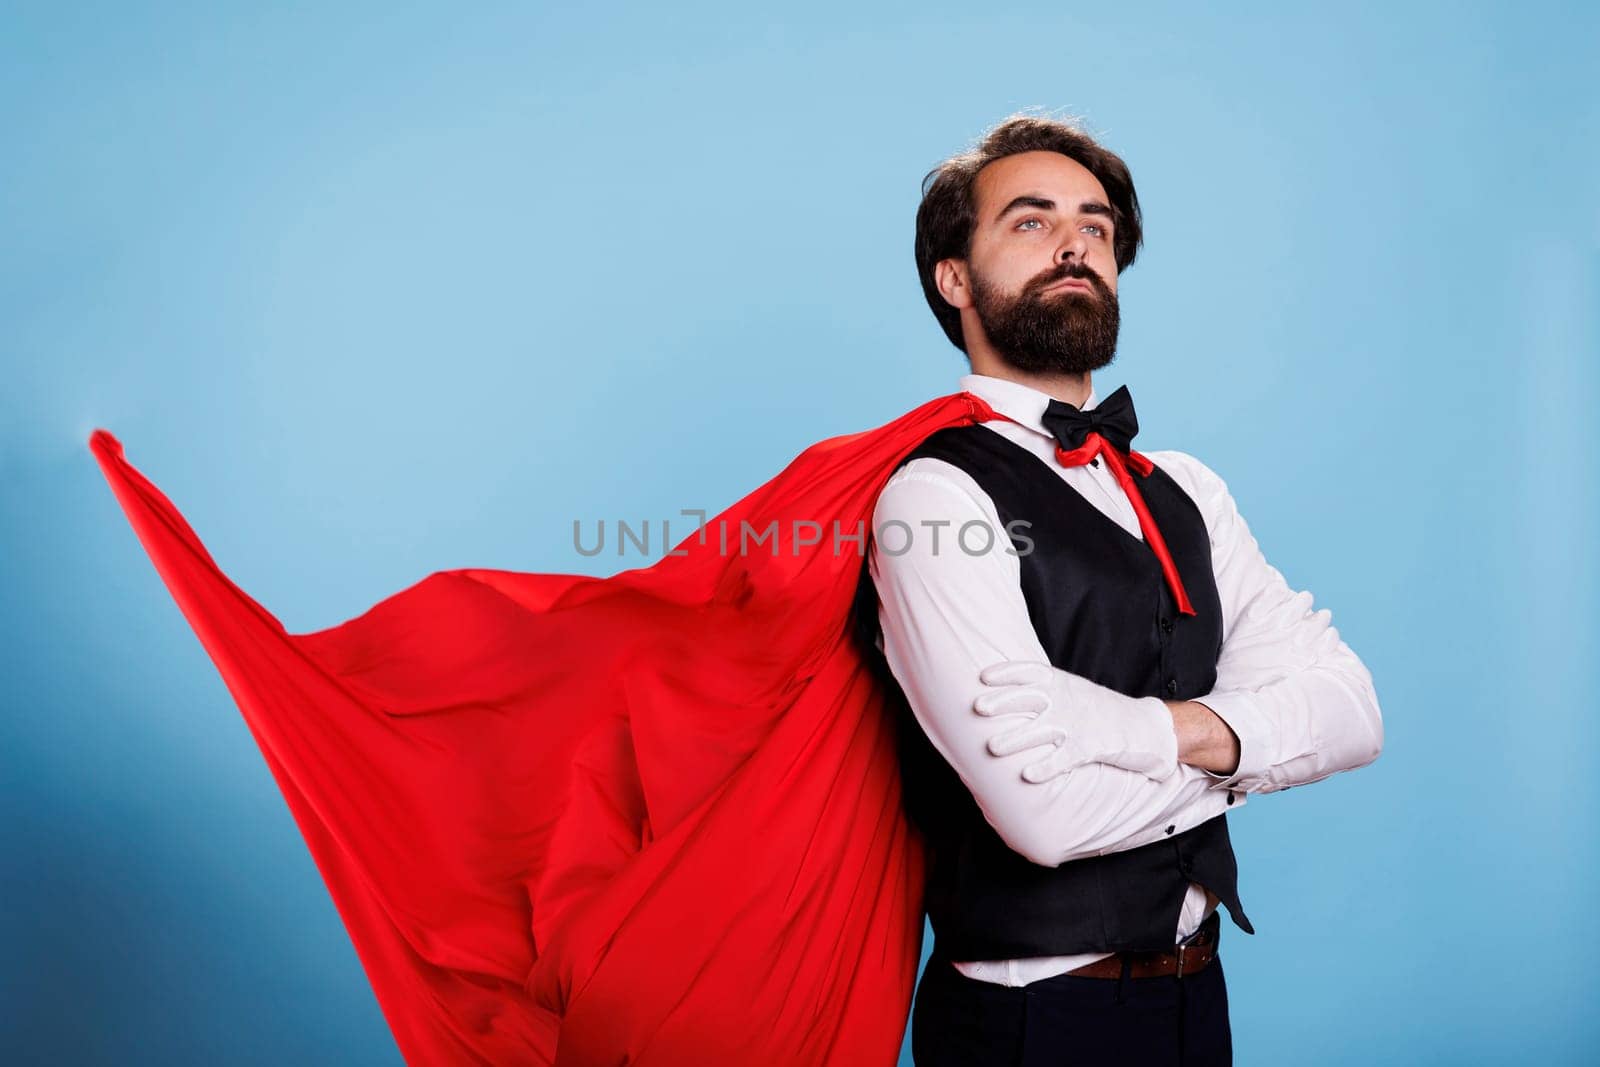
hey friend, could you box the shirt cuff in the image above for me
[1122,695,1182,782]
[1191,690,1272,792]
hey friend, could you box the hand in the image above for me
[974,660,1180,783]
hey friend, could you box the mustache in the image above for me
[1031,262,1107,295]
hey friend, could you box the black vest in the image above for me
[852,423,1255,959]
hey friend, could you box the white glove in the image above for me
[974,660,1180,783]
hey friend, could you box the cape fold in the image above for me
[88,390,992,1066]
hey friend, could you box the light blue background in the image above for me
[3,2,1596,1063]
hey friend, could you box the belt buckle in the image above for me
[1174,937,1209,979]
[1173,916,1215,979]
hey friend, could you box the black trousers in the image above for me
[910,939,1233,1066]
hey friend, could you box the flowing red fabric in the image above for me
[89,390,1002,1066]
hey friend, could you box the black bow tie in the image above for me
[1040,384,1140,454]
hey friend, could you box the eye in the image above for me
[1082,222,1110,239]
[1014,216,1045,232]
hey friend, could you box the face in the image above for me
[938,151,1122,377]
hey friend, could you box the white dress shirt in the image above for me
[867,373,1384,987]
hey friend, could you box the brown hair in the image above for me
[914,112,1144,353]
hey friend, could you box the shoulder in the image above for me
[873,454,1001,524]
[1143,448,1224,495]
[1142,449,1239,536]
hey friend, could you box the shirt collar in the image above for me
[957,372,1100,437]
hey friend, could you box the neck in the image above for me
[966,349,1091,408]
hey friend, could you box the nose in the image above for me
[1057,235,1089,267]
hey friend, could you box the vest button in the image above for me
[1160,617,1174,634]
[1165,678,1178,696]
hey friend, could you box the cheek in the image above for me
[1020,247,1066,284]
[981,251,1038,293]
[1094,251,1120,290]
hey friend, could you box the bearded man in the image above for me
[91,112,1383,1066]
[853,115,1385,1066]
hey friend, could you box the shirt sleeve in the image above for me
[867,456,1239,869]
[1149,450,1386,795]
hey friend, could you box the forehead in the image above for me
[972,151,1109,218]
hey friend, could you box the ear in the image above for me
[935,258,973,310]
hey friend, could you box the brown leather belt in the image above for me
[1064,910,1221,980]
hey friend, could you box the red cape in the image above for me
[90,390,996,1066]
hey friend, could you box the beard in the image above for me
[968,260,1120,376]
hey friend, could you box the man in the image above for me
[90,113,1380,1065]
[855,115,1384,1064]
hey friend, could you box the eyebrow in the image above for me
[993,196,1115,227]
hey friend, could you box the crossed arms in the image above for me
[866,448,1384,868]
